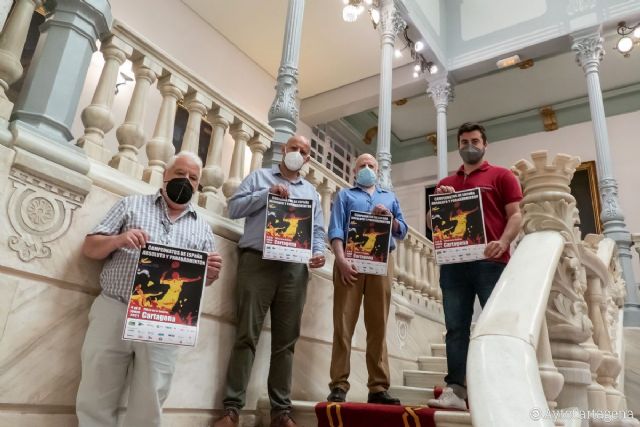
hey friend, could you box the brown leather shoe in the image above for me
[270,412,298,427]
[212,408,239,427]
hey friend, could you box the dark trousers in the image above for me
[222,250,309,413]
[440,260,505,395]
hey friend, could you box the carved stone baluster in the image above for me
[582,273,608,411]
[420,244,431,298]
[537,317,565,412]
[0,0,43,123]
[404,235,415,292]
[143,75,188,187]
[180,92,212,155]
[222,121,252,200]
[77,35,132,163]
[110,57,161,179]
[317,179,337,231]
[412,240,424,296]
[248,133,271,172]
[514,150,592,413]
[199,106,233,214]
[396,238,407,290]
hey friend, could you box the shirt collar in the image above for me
[155,190,197,218]
[350,184,387,193]
[271,164,304,185]
[456,160,490,176]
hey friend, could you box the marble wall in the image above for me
[0,158,446,426]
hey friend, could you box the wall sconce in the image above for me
[615,21,640,57]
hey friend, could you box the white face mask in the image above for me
[284,149,305,171]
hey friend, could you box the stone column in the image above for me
[76,35,132,163]
[514,151,592,419]
[143,74,188,187]
[317,180,337,231]
[110,57,161,179]
[375,0,405,190]
[199,106,233,213]
[248,133,271,172]
[420,244,431,298]
[0,0,43,125]
[11,0,111,147]
[265,0,304,166]
[412,240,423,295]
[404,235,415,291]
[396,238,407,289]
[222,121,252,200]
[0,0,13,32]
[572,28,640,327]
[427,77,454,180]
[180,92,212,155]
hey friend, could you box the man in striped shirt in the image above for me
[76,152,222,427]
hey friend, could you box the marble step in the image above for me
[434,411,472,427]
[258,398,317,427]
[404,369,446,389]
[431,343,447,357]
[388,385,435,406]
[418,355,447,372]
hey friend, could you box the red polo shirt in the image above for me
[437,161,522,264]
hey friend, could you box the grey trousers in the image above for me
[76,295,178,427]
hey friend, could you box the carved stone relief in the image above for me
[6,168,84,262]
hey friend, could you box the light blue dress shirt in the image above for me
[328,185,408,251]
[228,165,325,254]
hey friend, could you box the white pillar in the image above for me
[266,0,305,166]
[248,134,271,172]
[76,35,132,163]
[180,92,212,155]
[0,0,43,124]
[223,122,252,200]
[143,74,187,187]
[572,28,640,326]
[110,57,161,179]
[317,180,337,231]
[199,106,233,213]
[427,77,454,180]
[375,0,405,190]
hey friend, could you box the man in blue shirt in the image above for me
[326,153,408,405]
[213,135,326,427]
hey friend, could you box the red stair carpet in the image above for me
[316,387,462,427]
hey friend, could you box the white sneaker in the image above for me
[427,387,467,410]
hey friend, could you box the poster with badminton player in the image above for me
[429,188,487,264]
[345,211,392,276]
[263,194,313,263]
[122,243,207,346]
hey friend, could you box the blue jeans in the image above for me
[439,260,505,393]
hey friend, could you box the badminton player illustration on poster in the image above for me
[429,188,487,264]
[263,193,314,263]
[122,243,208,346]
[344,210,392,275]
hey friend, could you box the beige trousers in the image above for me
[329,254,394,393]
[76,295,178,427]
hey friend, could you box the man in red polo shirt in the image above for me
[426,122,523,410]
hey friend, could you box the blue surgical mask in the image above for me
[356,167,377,187]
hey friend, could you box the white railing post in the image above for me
[77,35,132,163]
[248,133,271,172]
[199,106,233,214]
[222,121,252,200]
[111,56,161,179]
[180,91,212,155]
[143,74,187,187]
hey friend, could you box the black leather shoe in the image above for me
[327,387,347,402]
[367,390,401,405]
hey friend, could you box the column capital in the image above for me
[379,0,405,38]
[208,106,234,128]
[426,77,454,109]
[157,74,187,100]
[230,121,253,142]
[184,91,212,116]
[248,133,271,154]
[100,35,132,64]
[571,29,604,71]
[132,56,161,84]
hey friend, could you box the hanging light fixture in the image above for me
[342,0,381,28]
[615,21,640,57]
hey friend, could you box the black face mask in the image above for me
[165,177,193,204]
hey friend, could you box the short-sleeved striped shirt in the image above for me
[90,191,216,302]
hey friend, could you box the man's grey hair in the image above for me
[165,151,203,177]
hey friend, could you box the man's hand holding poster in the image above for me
[345,211,392,276]
[429,188,487,264]
[123,243,207,346]
[263,194,313,263]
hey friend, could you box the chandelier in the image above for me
[615,21,640,57]
[341,1,437,79]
